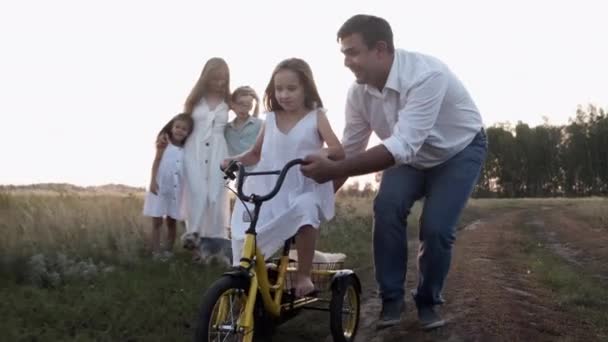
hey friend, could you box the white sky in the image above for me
[1,0,606,187]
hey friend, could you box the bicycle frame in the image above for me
[223,159,322,338]
[202,159,361,342]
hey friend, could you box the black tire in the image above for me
[195,275,274,342]
[252,296,274,342]
[194,275,251,342]
[329,275,361,342]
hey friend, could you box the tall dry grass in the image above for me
[4,189,605,267]
[0,190,149,266]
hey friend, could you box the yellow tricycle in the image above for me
[194,159,361,342]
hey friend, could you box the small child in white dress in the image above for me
[144,113,194,259]
[224,58,344,297]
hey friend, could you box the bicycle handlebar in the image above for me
[223,158,306,203]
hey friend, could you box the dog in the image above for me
[181,231,200,251]
[181,232,232,266]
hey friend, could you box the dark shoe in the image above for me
[376,299,404,329]
[417,305,446,330]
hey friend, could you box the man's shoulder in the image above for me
[395,49,448,86]
[346,82,366,99]
[396,48,442,65]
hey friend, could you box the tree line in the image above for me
[475,105,607,197]
[339,105,607,198]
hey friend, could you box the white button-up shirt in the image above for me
[342,49,483,169]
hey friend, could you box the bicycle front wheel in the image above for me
[195,275,252,342]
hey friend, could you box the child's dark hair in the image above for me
[158,113,194,144]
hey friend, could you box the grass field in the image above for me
[1,191,607,341]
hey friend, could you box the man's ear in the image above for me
[375,41,390,55]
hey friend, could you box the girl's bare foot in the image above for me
[294,274,315,298]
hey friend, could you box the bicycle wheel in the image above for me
[195,275,252,342]
[329,275,360,342]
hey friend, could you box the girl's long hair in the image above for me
[158,58,230,138]
[184,57,231,114]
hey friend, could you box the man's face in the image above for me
[340,33,379,85]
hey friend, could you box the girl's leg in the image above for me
[151,217,163,254]
[165,217,177,252]
[294,225,317,297]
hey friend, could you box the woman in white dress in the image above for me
[158,58,231,262]
[224,58,344,297]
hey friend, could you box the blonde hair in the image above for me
[231,86,260,117]
[263,58,323,112]
[184,57,231,113]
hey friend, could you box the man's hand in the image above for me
[303,145,395,184]
[301,153,340,184]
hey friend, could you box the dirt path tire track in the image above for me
[351,208,600,342]
[531,208,608,285]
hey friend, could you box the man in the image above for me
[301,14,487,330]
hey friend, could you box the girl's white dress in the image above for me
[181,99,230,239]
[143,143,185,220]
[230,110,335,263]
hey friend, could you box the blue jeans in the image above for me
[373,129,487,307]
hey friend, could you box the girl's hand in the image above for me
[150,181,159,195]
[156,133,169,150]
[221,158,233,171]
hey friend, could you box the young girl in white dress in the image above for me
[224,58,344,296]
[144,113,194,259]
[158,58,232,263]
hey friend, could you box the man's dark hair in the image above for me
[337,14,394,53]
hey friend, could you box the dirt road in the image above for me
[350,206,607,342]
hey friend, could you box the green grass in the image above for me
[0,194,379,342]
[6,191,603,341]
[519,221,608,338]
[0,255,225,342]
